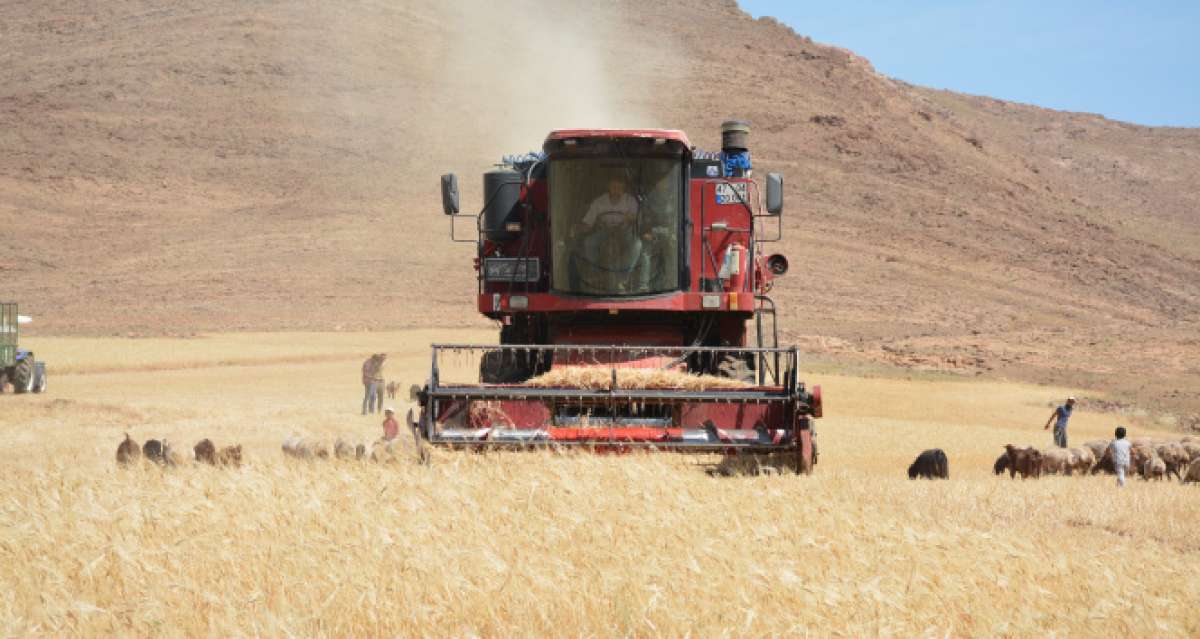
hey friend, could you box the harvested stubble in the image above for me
[526,366,750,390]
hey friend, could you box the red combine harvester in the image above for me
[411,121,822,472]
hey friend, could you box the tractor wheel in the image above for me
[32,362,47,394]
[11,357,34,394]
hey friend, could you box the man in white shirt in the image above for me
[582,177,639,229]
[581,177,647,292]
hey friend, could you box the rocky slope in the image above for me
[2,0,1197,421]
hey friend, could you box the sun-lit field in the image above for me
[1,330,1197,636]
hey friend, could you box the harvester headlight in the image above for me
[702,295,721,309]
[509,295,529,310]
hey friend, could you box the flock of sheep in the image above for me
[907,436,1200,482]
[904,435,1200,481]
[113,433,415,468]
[115,433,243,468]
[280,436,413,463]
[114,430,1200,482]
[993,436,1200,481]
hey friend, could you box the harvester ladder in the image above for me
[754,295,779,385]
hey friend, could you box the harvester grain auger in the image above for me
[410,122,822,472]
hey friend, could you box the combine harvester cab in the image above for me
[413,121,822,472]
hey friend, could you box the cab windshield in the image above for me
[549,156,682,296]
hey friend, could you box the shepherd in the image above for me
[361,353,387,415]
[1043,396,1076,448]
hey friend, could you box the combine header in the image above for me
[411,122,821,472]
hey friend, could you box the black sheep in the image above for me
[993,453,1010,476]
[908,448,949,479]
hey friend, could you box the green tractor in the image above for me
[1,302,47,394]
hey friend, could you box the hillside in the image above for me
[2,0,1198,421]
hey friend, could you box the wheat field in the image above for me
[1,329,1197,637]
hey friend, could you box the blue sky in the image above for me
[738,1,1199,127]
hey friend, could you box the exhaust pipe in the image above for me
[719,120,752,178]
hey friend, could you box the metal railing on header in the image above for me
[427,343,799,392]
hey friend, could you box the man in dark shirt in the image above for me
[361,353,387,415]
[1043,396,1076,448]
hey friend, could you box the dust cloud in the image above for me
[421,0,680,158]
[275,0,683,192]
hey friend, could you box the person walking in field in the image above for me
[361,353,387,415]
[1108,426,1132,487]
[1043,396,1076,448]
[382,407,400,441]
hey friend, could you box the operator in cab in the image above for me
[579,176,650,293]
[581,176,638,236]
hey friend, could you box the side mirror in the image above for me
[440,173,460,215]
[765,173,783,215]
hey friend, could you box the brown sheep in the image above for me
[281,436,306,459]
[1092,446,1116,474]
[194,439,217,465]
[1004,445,1042,479]
[1130,445,1155,475]
[282,436,327,460]
[1081,440,1109,464]
[1068,447,1096,475]
[164,443,185,467]
[334,438,360,460]
[371,439,400,463]
[1141,454,1167,481]
[282,436,319,459]
[1155,443,1189,481]
[1183,459,1200,483]
[1040,448,1073,475]
[116,433,141,467]
[1092,443,1155,476]
[217,445,243,467]
[1182,442,1200,462]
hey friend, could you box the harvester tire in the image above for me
[32,363,46,394]
[798,428,815,475]
[11,357,34,394]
